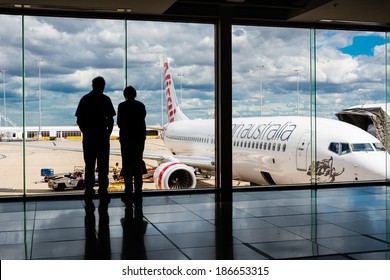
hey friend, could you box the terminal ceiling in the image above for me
[0,0,389,28]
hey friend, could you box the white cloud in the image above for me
[0,15,388,125]
[316,47,360,83]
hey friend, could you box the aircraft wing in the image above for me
[48,144,214,170]
[106,147,215,171]
[2,142,214,171]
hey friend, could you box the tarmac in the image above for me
[0,138,200,196]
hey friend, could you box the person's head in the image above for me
[123,86,137,100]
[92,76,105,92]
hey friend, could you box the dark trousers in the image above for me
[83,136,110,195]
[120,141,144,196]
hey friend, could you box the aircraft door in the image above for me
[296,132,310,171]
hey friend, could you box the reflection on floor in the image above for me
[0,186,389,260]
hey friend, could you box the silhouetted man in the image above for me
[117,86,146,207]
[76,76,116,206]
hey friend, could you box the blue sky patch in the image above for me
[339,35,385,57]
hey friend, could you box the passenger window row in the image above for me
[166,134,287,152]
[168,135,212,144]
[233,140,287,152]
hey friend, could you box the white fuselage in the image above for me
[162,116,390,185]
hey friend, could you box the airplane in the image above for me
[149,55,390,189]
[2,57,390,190]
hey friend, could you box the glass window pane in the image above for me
[316,30,388,182]
[23,16,124,195]
[232,25,310,187]
[124,21,216,191]
[0,15,23,197]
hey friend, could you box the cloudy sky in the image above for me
[0,14,388,127]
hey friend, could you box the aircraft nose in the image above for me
[376,153,390,181]
[361,153,390,181]
[386,154,390,180]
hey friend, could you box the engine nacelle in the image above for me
[154,162,196,189]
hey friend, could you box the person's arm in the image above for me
[107,99,116,136]
[107,116,114,136]
[76,118,86,134]
[117,103,122,128]
[142,103,147,119]
[75,99,88,134]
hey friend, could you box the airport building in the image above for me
[0,0,390,262]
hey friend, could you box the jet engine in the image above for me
[154,162,196,189]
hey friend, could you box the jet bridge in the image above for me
[335,104,390,151]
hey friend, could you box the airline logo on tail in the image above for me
[163,55,189,123]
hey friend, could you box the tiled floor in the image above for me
[0,186,389,260]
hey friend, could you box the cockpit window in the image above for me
[328,142,351,155]
[373,142,386,151]
[340,143,351,154]
[351,143,374,152]
[328,142,339,154]
[329,142,378,154]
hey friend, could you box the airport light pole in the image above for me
[158,62,163,126]
[294,69,300,116]
[36,58,44,139]
[0,69,6,127]
[177,72,184,107]
[257,65,264,117]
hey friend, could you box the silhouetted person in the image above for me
[75,76,116,207]
[117,86,146,207]
[121,206,147,259]
[113,162,120,181]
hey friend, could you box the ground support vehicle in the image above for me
[48,166,85,191]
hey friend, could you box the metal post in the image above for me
[294,69,300,116]
[36,59,44,139]
[158,61,163,126]
[161,63,164,126]
[0,70,6,127]
[257,65,264,116]
[178,73,184,107]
